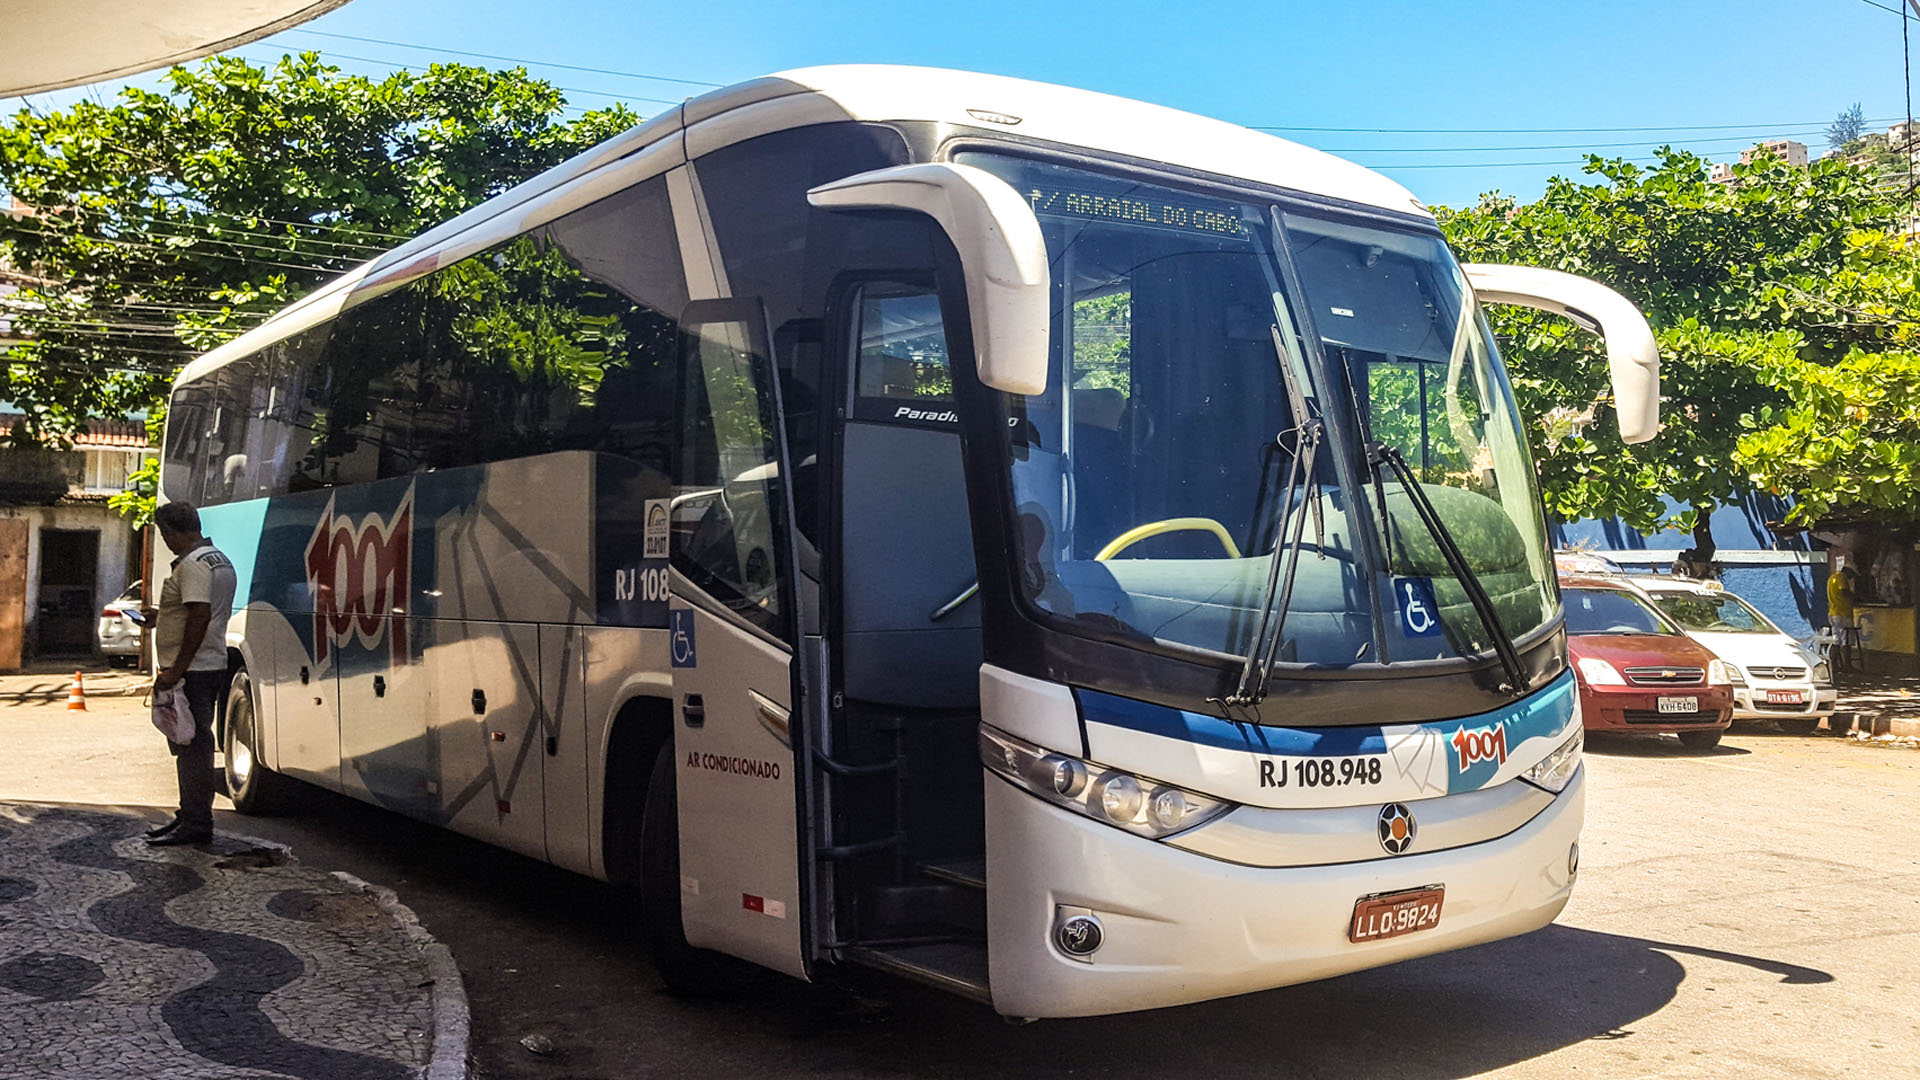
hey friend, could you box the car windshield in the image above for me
[1647,590,1777,633]
[1563,587,1676,636]
[954,151,1556,668]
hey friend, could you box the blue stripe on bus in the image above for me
[1076,670,1577,760]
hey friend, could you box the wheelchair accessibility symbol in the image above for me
[669,609,698,668]
[1396,577,1442,638]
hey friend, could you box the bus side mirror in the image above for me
[808,163,1050,396]
[1461,263,1661,445]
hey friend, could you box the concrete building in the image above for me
[1740,139,1809,167]
[0,415,153,670]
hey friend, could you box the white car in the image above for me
[1628,576,1836,733]
[95,582,144,664]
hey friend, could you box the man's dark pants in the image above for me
[169,671,225,832]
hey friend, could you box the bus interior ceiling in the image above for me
[833,414,987,947]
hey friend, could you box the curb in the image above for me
[137,820,468,1080]
[333,871,471,1080]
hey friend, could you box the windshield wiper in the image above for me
[1214,329,1325,709]
[1368,442,1530,696]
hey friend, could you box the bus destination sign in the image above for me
[1024,186,1250,240]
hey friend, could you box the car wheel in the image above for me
[224,671,290,814]
[1774,717,1820,736]
[640,742,746,997]
[1677,729,1723,751]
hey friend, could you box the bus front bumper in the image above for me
[983,766,1583,1019]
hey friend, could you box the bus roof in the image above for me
[177,64,1427,387]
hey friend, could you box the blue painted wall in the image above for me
[1549,492,1827,646]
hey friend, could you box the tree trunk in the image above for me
[1690,512,1717,565]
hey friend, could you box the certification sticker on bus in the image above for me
[644,499,670,559]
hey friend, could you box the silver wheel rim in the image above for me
[230,698,253,784]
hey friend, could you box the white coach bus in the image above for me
[160,65,1660,1019]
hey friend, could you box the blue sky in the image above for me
[12,0,1920,208]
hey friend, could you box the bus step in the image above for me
[919,856,985,890]
[842,943,990,1005]
[863,883,985,937]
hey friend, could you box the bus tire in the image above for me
[224,670,288,814]
[1677,729,1723,752]
[640,742,745,997]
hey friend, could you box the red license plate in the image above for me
[1349,885,1445,943]
[1766,690,1805,704]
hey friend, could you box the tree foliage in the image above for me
[1828,102,1866,150]
[1437,147,1913,540]
[0,52,637,446]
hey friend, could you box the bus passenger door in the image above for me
[668,300,808,979]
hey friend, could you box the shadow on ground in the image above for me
[224,783,1833,1080]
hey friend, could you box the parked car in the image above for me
[1560,574,1735,750]
[95,582,144,664]
[1629,576,1836,735]
[1553,550,1625,577]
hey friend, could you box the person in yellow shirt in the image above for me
[1826,565,1857,674]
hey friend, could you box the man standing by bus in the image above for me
[144,501,237,846]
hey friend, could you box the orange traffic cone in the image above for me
[66,671,87,712]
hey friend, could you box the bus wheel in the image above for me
[224,671,288,814]
[640,743,745,997]
[1677,729,1723,752]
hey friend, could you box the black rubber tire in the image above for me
[1677,729,1724,751]
[224,671,289,814]
[1774,716,1821,736]
[640,743,746,997]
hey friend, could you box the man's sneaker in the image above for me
[146,828,213,847]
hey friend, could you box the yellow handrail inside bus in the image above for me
[1094,518,1243,561]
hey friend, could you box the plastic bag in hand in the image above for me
[150,684,195,745]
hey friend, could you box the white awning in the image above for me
[2,0,353,98]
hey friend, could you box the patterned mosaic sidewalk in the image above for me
[0,804,448,1080]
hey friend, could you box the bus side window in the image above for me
[673,304,790,641]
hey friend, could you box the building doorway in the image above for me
[36,528,98,656]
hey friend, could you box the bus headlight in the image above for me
[1521,727,1583,794]
[981,725,1232,839]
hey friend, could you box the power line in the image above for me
[1321,127,1849,155]
[238,46,680,107]
[281,28,723,89]
[1254,117,1903,135]
[4,221,352,275]
[12,195,418,245]
[1857,0,1916,19]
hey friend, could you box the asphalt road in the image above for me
[7,695,1919,1079]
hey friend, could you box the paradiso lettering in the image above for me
[305,488,414,665]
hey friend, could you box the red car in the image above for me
[1561,575,1735,750]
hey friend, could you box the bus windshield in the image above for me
[955,152,1555,669]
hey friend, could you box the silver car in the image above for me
[95,582,144,663]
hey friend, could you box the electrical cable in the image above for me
[282,28,723,88]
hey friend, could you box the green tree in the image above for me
[1828,102,1866,150]
[1436,148,1901,553]
[0,52,637,451]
